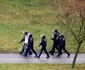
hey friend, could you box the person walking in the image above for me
[19,31,31,56]
[28,33,37,57]
[38,35,50,58]
[49,29,60,55]
[57,34,70,57]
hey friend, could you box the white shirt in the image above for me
[24,35,29,45]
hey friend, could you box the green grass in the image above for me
[0,0,85,53]
[0,64,85,70]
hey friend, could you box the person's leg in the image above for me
[49,44,55,55]
[62,44,70,57]
[31,47,37,57]
[24,44,30,56]
[57,46,62,57]
[38,48,43,58]
[55,45,59,51]
[44,48,50,58]
[28,48,32,55]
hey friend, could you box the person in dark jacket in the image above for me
[38,35,50,58]
[28,33,37,57]
[49,29,59,55]
[57,34,70,57]
[19,32,32,56]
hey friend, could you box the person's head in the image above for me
[59,33,64,38]
[53,28,58,34]
[41,34,46,39]
[24,31,28,36]
[29,33,32,37]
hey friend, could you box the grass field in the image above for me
[0,0,85,53]
[0,64,85,70]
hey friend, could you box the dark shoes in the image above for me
[23,53,27,57]
[50,53,54,55]
[29,51,32,55]
[57,53,70,57]
[46,56,50,58]
[38,56,50,58]
[24,55,27,57]
[35,54,37,57]
[38,56,40,58]
[49,51,54,55]
[19,52,22,55]
[49,51,52,53]
[20,52,27,57]
[68,53,70,57]
[57,55,60,57]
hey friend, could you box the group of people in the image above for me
[19,28,70,58]
[49,29,70,57]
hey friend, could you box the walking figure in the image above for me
[49,29,60,55]
[28,33,37,57]
[19,31,32,56]
[57,34,70,57]
[38,35,50,58]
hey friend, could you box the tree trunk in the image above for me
[72,42,81,68]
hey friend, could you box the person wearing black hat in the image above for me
[28,33,37,57]
[38,35,50,58]
[57,34,70,57]
[19,31,32,56]
[49,29,60,55]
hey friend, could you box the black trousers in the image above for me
[58,44,70,56]
[50,44,59,54]
[30,46,37,56]
[38,47,49,57]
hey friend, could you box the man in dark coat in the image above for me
[57,34,70,57]
[49,29,59,55]
[28,33,37,57]
[38,35,50,58]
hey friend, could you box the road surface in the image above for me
[0,53,85,64]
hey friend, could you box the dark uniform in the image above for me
[49,29,59,55]
[57,34,70,57]
[19,32,32,56]
[38,35,50,58]
[28,34,37,57]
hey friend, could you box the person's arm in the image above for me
[38,40,42,47]
[38,42,41,47]
[19,36,25,43]
[60,38,65,46]
[51,38,54,40]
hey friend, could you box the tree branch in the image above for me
[58,15,79,42]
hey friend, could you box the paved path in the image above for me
[0,53,85,64]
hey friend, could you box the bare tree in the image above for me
[57,2,85,68]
